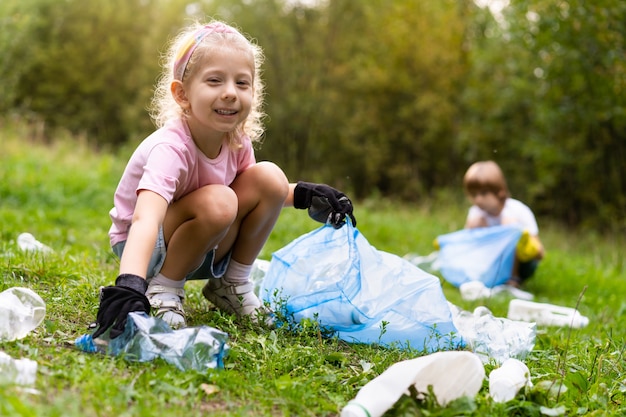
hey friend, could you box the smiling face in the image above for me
[172,45,255,146]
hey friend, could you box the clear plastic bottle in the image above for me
[0,351,37,386]
[449,303,536,364]
[75,312,230,372]
[0,287,46,342]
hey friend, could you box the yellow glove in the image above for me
[516,230,541,262]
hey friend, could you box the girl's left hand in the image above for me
[293,182,357,228]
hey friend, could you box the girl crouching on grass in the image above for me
[92,20,356,337]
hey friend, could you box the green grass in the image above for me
[1,122,625,416]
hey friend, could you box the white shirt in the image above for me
[467,198,539,235]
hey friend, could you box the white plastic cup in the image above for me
[341,351,485,417]
[489,358,532,403]
[0,287,46,342]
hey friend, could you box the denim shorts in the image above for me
[111,227,230,281]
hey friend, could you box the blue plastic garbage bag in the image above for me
[435,226,522,288]
[260,224,464,352]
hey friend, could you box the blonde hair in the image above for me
[463,160,510,202]
[149,20,266,148]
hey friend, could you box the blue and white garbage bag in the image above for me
[435,225,522,288]
[260,223,463,352]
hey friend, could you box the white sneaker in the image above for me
[146,284,186,329]
[202,278,271,324]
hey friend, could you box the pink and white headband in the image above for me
[173,22,238,81]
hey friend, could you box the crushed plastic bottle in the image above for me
[249,258,271,296]
[0,287,46,342]
[75,312,229,372]
[489,358,533,402]
[507,299,589,328]
[449,303,536,364]
[0,351,37,386]
[341,351,485,417]
[17,233,53,253]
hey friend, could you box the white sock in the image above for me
[224,259,253,284]
[149,273,184,302]
[150,273,185,288]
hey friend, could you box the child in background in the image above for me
[463,160,544,288]
[91,20,356,338]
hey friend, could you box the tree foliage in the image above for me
[0,0,192,144]
[460,0,626,229]
[0,0,624,230]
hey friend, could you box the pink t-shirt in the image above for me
[108,118,256,246]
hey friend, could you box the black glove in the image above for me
[293,181,357,228]
[91,273,150,339]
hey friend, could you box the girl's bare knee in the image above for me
[195,186,238,227]
[250,161,289,199]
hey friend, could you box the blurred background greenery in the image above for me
[1,0,624,232]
